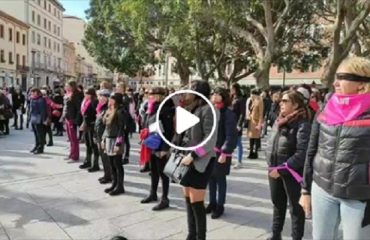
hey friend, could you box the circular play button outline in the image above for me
[155,89,217,151]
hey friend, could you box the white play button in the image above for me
[176,106,200,134]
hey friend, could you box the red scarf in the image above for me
[276,108,307,129]
[96,102,106,116]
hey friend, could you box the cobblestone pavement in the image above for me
[0,128,312,240]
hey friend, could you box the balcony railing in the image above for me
[16,65,30,72]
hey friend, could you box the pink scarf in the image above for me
[320,93,370,125]
[147,98,156,114]
[96,102,106,116]
[81,98,91,115]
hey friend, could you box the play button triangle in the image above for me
[176,106,200,134]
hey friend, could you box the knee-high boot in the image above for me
[105,157,117,193]
[186,197,196,240]
[191,201,207,240]
[110,155,125,196]
[248,139,255,159]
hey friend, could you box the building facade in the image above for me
[62,39,76,82]
[0,10,29,90]
[0,0,65,88]
[63,15,113,86]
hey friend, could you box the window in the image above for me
[48,21,51,31]
[9,28,12,41]
[16,54,20,65]
[53,24,56,34]
[44,18,47,29]
[48,4,51,12]
[37,33,40,45]
[57,43,60,52]
[36,52,40,66]
[53,42,56,51]
[48,39,51,49]
[57,27,60,36]
[22,55,26,66]
[0,25,4,38]
[9,52,13,64]
[16,31,20,43]
[22,34,26,45]
[44,37,47,47]
[44,54,47,68]
[54,8,56,16]
[38,0,41,5]
[57,11,60,19]
[37,15,41,26]
[48,55,51,66]
[0,50,4,62]
[32,31,35,43]
[44,0,46,9]
[32,11,35,23]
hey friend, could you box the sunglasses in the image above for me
[281,99,291,103]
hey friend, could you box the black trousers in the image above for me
[54,121,64,134]
[85,127,99,167]
[149,154,169,200]
[269,174,305,239]
[110,154,124,190]
[32,123,46,150]
[45,125,53,144]
[124,130,130,159]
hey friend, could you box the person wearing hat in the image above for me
[246,88,264,159]
[79,87,100,172]
[95,89,112,184]
[177,80,219,240]
[206,87,238,219]
[140,87,175,211]
[300,56,370,239]
[101,92,127,196]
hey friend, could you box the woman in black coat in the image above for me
[52,88,64,136]
[79,87,100,172]
[12,87,25,130]
[265,90,311,240]
[29,88,48,154]
[206,87,238,219]
[140,87,175,211]
[101,93,127,196]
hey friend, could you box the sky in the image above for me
[60,0,90,20]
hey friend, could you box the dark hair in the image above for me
[31,87,42,96]
[67,80,78,92]
[191,80,211,99]
[214,87,231,107]
[85,87,97,99]
[282,90,311,119]
[251,88,261,96]
[232,83,242,97]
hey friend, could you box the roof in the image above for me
[63,15,84,21]
[0,10,29,29]
[50,0,65,11]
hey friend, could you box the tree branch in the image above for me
[274,0,291,35]
[246,15,268,41]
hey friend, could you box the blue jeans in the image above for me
[237,136,243,163]
[312,182,370,240]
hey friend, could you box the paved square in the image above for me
[0,129,312,239]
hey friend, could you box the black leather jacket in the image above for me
[302,111,370,200]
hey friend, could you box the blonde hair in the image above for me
[100,80,112,90]
[339,56,370,93]
[116,82,126,92]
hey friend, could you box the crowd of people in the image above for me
[1,56,370,240]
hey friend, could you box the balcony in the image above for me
[16,65,30,73]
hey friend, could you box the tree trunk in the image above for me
[254,61,271,90]
[321,55,343,88]
[178,64,190,86]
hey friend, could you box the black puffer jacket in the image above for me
[64,91,83,125]
[231,96,246,136]
[82,99,98,127]
[302,111,370,200]
[266,117,311,175]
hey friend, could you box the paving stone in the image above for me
[5,221,70,240]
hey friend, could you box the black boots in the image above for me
[80,154,91,169]
[141,193,158,204]
[266,233,282,240]
[152,198,169,211]
[88,154,100,172]
[186,197,196,240]
[248,139,259,159]
[211,205,224,219]
[191,201,207,240]
[205,203,216,214]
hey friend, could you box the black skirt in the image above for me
[180,158,215,190]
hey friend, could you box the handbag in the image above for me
[3,109,13,119]
[143,133,162,150]
[163,151,189,183]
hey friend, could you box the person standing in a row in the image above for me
[12,87,25,130]
[29,88,48,154]
[140,87,175,211]
[79,87,100,172]
[206,87,237,219]
[102,93,127,196]
[230,83,246,169]
[95,89,112,184]
[301,56,370,239]
[247,89,264,159]
[62,80,83,162]
[52,88,64,137]
[266,90,311,240]
[179,80,219,240]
